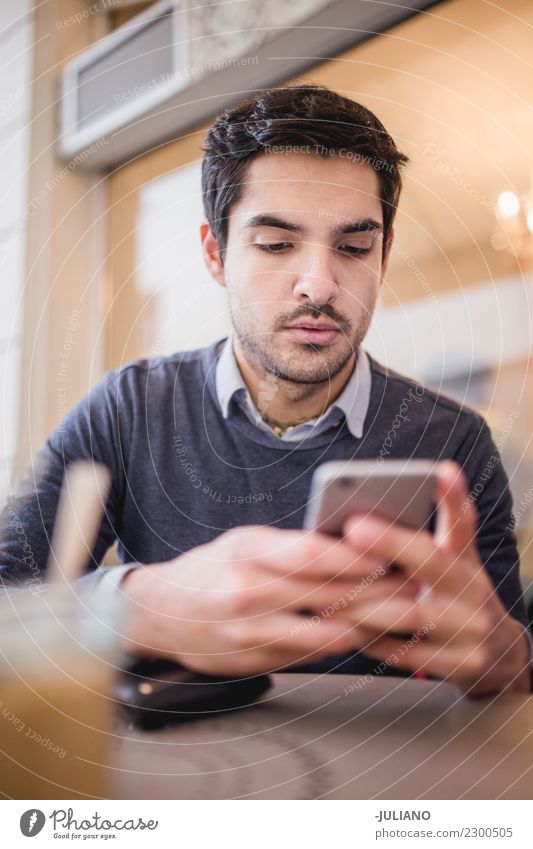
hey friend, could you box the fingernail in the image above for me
[347,516,384,542]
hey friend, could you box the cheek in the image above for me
[224,269,274,317]
[339,264,381,298]
[227,260,288,305]
[224,250,271,289]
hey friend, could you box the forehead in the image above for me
[234,151,382,222]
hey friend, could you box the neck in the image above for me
[233,338,356,428]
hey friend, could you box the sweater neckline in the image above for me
[201,340,360,452]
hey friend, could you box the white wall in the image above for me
[136,161,231,355]
[365,275,533,385]
[0,4,33,500]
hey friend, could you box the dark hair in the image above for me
[201,84,409,261]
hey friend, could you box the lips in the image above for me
[285,322,340,345]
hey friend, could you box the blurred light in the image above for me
[492,180,533,268]
[497,191,521,218]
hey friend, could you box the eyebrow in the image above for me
[241,214,304,233]
[241,214,382,235]
[334,218,383,235]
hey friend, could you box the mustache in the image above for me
[273,304,351,332]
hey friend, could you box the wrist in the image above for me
[500,623,532,693]
[464,618,531,697]
[120,566,162,659]
[120,562,192,666]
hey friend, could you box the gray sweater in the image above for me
[0,339,527,675]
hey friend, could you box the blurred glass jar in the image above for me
[0,585,125,799]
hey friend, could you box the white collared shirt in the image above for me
[215,334,371,441]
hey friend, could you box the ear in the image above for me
[380,227,394,280]
[200,222,225,287]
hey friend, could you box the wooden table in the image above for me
[112,673,533,799]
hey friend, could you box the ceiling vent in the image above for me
[60,0,187,160]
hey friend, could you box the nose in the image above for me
[292,244,338,307]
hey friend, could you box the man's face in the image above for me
[203,151,390,384]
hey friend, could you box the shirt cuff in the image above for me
[74,563,139,600]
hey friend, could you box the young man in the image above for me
[1,86,530,694]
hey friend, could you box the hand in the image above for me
[120,524,388,675]
[342,461,531,695]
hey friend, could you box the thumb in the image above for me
[434,460,477,555]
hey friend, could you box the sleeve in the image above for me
[454,413,529,631]
[74,562,140,599]
[0,370,130,590]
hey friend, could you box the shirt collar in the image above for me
[215,334,371,440]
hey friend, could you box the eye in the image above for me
[254,242,293,253]
[337,244,372,256]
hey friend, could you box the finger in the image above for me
[225,525,387,580]
[328,575,420,619]
[226,575,386,617]
[224,567,409,619]
[283,617,370,659]
[290,575,420,619]
[345,574,421,602]
[349,595,480,641]
[360,633,492,683]
[434,460,478,556]
[227,611,366,660]
[246,626,373,673]
[343,514,462,590]
[343,510,489,597]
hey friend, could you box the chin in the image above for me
[272,346,353,385]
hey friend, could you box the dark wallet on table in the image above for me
[113,657,272,730]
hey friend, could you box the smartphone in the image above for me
[304,459,438,536]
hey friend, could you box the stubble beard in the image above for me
[232,304,375,386]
